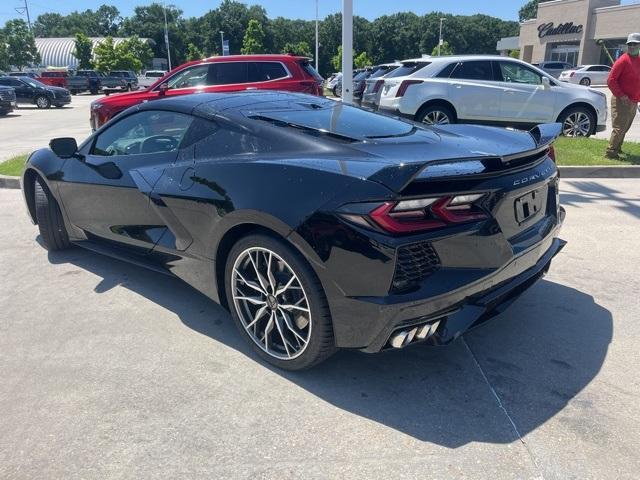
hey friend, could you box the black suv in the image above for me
[0,76,71,109]
[0,85,17,115]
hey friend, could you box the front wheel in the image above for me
[559,107,595,137]
[35,95,51,109]
[34,177,71,251]
[415,104,456,126]
[225,234,336,370]
[579,77,591,86]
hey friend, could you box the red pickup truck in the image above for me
[38,71,69,89]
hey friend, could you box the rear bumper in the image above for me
[328,208,566,353]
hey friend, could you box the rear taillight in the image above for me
[570,71,575,78]
[368,194,487,234]
[372,79,384,93]
[548,145,556,162]
[396,79,423,97]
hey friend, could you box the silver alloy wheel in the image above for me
[422,110,450,125]
[231,247,312,360]
[562,111,592,137]
[36,96,49,108]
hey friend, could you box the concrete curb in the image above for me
[558,166,640,178]
[0,167,638,190]
[0,174,20,189]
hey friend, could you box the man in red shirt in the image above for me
[606,33,640,159]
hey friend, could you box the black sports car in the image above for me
[22,91,566,370]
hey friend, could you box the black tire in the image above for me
[558,106,595,137]
[35,95,51,109]
[415,103,456,126]
[332,85,341,98]
[580,77,591,86]
[34,177,71,251]
[225,233,336,370]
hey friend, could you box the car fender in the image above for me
[399,80,451,116]
[21,148,67,224]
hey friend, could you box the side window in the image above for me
[435,62,458,78]
[450,61,494,81]
[210,62,249,84]
[248,62,289,82]
[92,111,194,157]
[166,64,209,90]
[192,121,274,159]
[497,62,542,85]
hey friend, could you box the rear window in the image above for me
[251,104,414,140]
[146,71,165,78]
[353,70,370,81]
[248,62,288,82]
[385,61,431,78]
[369,65,399,79]
[299,61,323,82]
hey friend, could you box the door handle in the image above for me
[246,87,257,90]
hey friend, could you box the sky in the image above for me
[1,0,639,27]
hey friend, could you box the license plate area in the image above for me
[514,189,543,224]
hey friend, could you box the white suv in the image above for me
[377,55,608,137]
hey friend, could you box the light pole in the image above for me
[163,3,172,71]
[220,31,225,56]
[315,0,319,71]
[341,0,353,103]
[438,18,445,56]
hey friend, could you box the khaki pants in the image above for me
[607,95,638,155]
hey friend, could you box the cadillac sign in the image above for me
[538,22,583,38]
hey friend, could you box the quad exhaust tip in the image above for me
[388,320,441,349]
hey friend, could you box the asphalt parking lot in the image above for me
[1,180,639,479]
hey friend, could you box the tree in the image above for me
[519,0,553,22]
[186,43,206,61]
[93,36,118,72]
[0,32,9,71]
[241,19,265,54]
[282,41,311,57]
[72,33,94,69]
[4,19,41,70]
[431,40,455,56]
[354,51,373,68]
[32,5,122,37]
[331,45,343,71]
[509,49,521,59]
[118,35,153,71]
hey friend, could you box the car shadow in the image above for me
[561,180,640,219]
[46,245,612,447]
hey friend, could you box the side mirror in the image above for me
[541,76,551,90]
[49,137,78,158]
[158,82,169,96]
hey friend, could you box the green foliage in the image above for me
[3,19,40,69]
[282,41,312,58]
[33,5,122,37]
[354,51,373,68]
[509,49,521,59]
[518,0,553,22]
[331,45,342,71]
[0,32,9,71]
[431,40,454,56]
[93,36,151,72]
[186,43,206,61]
[72,33,94,69]
[241,19,265,54]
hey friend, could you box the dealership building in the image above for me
[498,0,640,65]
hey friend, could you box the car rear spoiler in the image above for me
[529,122,562,148]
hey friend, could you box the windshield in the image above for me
[23,78,47,88]
[251,103,414,140]
[386,61,431,78]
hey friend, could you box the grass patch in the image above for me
[0,154,27,176]
[555,137,640,166]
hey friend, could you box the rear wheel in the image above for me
[415,103,456,126]
[35,95,51,109]
[34,177,71,251]
[579,77,591,86]
[559,106,595,137]
[225,234,336,370]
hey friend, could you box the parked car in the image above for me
[377,55,607,137]
[8,71,40,79]
[559,65,611,86]
[362,57,433,109]
[39,71,69,89]
[90,54,324,129]
[358,63,401,106]
[0,76,71,108]
[326,72,342,95]
[0,86,17,115]
[109,70,139,91]
[138,70,167,88]
[532,61,574,79]
[74,70,103,94]
[23,91,565,370]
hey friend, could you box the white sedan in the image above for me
[559,65,611,86]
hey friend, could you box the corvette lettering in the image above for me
[513,165,553,186]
